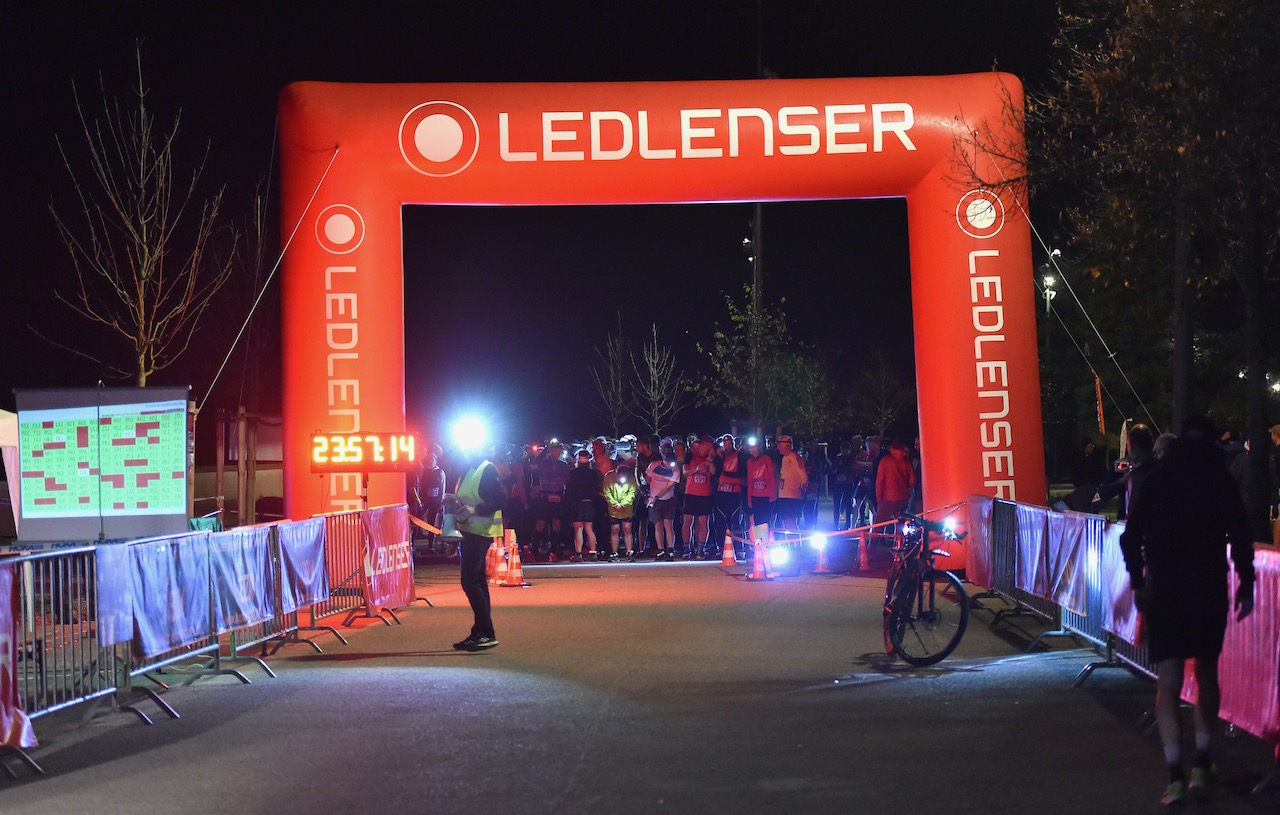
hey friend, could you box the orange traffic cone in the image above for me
[495,544,509,585]
[502,531,530,587]
[720,530,737,566]
[744,537,773,581]
[487,537,503,584]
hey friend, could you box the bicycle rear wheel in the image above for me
[888,568,969,666]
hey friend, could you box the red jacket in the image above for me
[876,450,916,504]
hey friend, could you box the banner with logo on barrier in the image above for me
[0,562,37,749]
[210,527,275,632]
[360,505,414,613]
[130,534,212,658]
[278,517,329,614]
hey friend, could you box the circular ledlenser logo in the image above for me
[399,101,480,177]
[315,204,366,254]
[955,189,1006,239]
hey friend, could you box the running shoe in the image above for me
[1160,779,1187,806]
[1189,765,1216,792]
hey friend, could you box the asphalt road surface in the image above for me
[4,558,1277,814]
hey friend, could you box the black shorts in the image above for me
[1145,577,1230,663]
[774,498,802,520]
[748,498,774,525]
[650,497,678,521]
[683,493,713,516]
[535,494,564,522]
[571,499,595,523]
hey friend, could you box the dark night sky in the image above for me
[1,1,1058,448]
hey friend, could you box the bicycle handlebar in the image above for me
[898,512,968,541]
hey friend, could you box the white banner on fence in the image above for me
[1014,503,1049,597]
[1100,521,1139,645]
[0,563,36,749]
[130,534,212,658]
[278,518,329,613]
[95,543,133,647]
[1045,511,1089,616]
[210,527,274,632]
[965,495,994,588]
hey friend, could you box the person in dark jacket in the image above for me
[1119,416,1256,804]
[565,448,603,561]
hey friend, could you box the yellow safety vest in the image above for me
[457,461,503,537]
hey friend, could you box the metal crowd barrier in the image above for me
[11,547,119,722]
[120,533,246,724]
[297,511,363,640]
[220,525,301,673]
[978,498,1158,682]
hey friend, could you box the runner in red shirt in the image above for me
[682,435,718,558]
[745,437,777,530]
[714,434,745,559]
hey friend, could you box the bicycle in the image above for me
[882,511,970,666]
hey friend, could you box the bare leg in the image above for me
[1191,654,1221,761]
[1155,657,1187,776]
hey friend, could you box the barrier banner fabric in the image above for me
[0,563,36,749]
[1045,511,1090,616]
[1182,548,1280,743]
[94,543,132,647]
[130,534,212,658]
[1014,503,1049,597]
[210,527,274,633]
[361,505,413,612]
[1100,521,1139,645]
[278,518,329,613]
[965,496,994,589]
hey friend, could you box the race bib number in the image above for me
[753,479,767,491]
[547,494,561,503]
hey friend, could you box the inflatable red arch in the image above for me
[278,74,1047,527]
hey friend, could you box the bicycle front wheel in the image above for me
[888,569,969,666]
[882,562,905,654]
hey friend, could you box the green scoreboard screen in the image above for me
[15,387,191,541]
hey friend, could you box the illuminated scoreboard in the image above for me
[15,386,192,541]
[310,432,417,473]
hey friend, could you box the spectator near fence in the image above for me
[1119,416,1256,805]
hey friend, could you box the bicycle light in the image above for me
[811,533,827,550]
[770,545,790,567]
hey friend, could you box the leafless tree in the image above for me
[589,313,630,437]
[847,350,916,435]
[47,51,235,386]
[630,324,690,437]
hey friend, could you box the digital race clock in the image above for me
[309,432,417,473]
